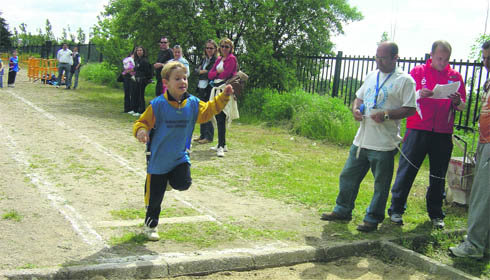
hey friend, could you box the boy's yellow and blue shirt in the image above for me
[133,91,230,174]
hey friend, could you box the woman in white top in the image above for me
[194,39,218,144]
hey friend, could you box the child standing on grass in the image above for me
[8,50,19,88]
[133,61,233,241]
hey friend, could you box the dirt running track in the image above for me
[0,72,440,279]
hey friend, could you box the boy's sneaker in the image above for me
[217,147,225,157]
[144,225,160,241]
[449,241,483,259]
[431,218,445,229]
[390,213,403,224]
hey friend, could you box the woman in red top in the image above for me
[208,38,238,157]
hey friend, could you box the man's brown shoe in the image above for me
[320,212,352,221]
[193,137,203,142]
[198,138,212,144]
[356,221,378,232]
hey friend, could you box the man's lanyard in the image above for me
[373,71,394,108]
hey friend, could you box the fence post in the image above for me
[87,42,92,62]
[332,51,343,97]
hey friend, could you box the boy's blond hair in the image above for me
[161,61,187,80]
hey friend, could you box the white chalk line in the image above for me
[7,90,222,224]
[1,124,107,249]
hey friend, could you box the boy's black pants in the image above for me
[144,162,192,228]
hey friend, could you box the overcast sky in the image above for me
[1,0,487,60]
[1,0,108,42]
[333,0,488,60]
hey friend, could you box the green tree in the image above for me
[378,31,389,45]
[92,0,362,90]
[18,23,28,46]
[45,19,55,42]
[60,27,68,42]
[76,27,86,44]
[0,12,13,50]
[470,33,490,61]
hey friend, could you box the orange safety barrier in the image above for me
[27,57,59,83]
[27,57,41,81]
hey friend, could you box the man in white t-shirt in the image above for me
[321,42,417,232]
[56,43,73,89]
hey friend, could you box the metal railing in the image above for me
[297,52,489,130]
[8,43,103,63]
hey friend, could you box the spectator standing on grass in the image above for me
[131,46,152,117]
[122,49,136,114]
[388,40,466,229]
[171,45,190,76]
[193,39,218,144]
[208,38,238,157]
[153,37,174,96]
[56,43,73,89]
[0,56,4,88]
[449,40,490,259]
[69,47,82,90]
[133,61,233,241]
[7,49,19,88]
[321,42,416,232]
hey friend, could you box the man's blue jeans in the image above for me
[57,63,71,88]
[334,145,397,224]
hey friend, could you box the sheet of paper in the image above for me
[431,82,460,99]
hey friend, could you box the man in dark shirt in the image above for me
[154,37,174,96]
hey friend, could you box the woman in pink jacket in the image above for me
[208,38,238,157]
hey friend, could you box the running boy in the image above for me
[133,61,233,241]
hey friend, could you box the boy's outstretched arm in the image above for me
[133,105,156,143]
[197,84,234,123]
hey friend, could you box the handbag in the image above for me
[226,70,249,96]
[117,73,124,82]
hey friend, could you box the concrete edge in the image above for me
[0,231,477,280]
[380,240,480,280]
[0,242,369,280]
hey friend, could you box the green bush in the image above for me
[80,62,156,98]
[237,87,268,119]
[81,62,121,89]
[240,88,358,145]
[292,95,357,144]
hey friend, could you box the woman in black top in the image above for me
[132,46,152,116]
[194,39,218,144]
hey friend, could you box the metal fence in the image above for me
[297,52,489,130]
[10,43,103,63]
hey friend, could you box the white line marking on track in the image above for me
[1,124,107,249]
[7,90,222,224]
